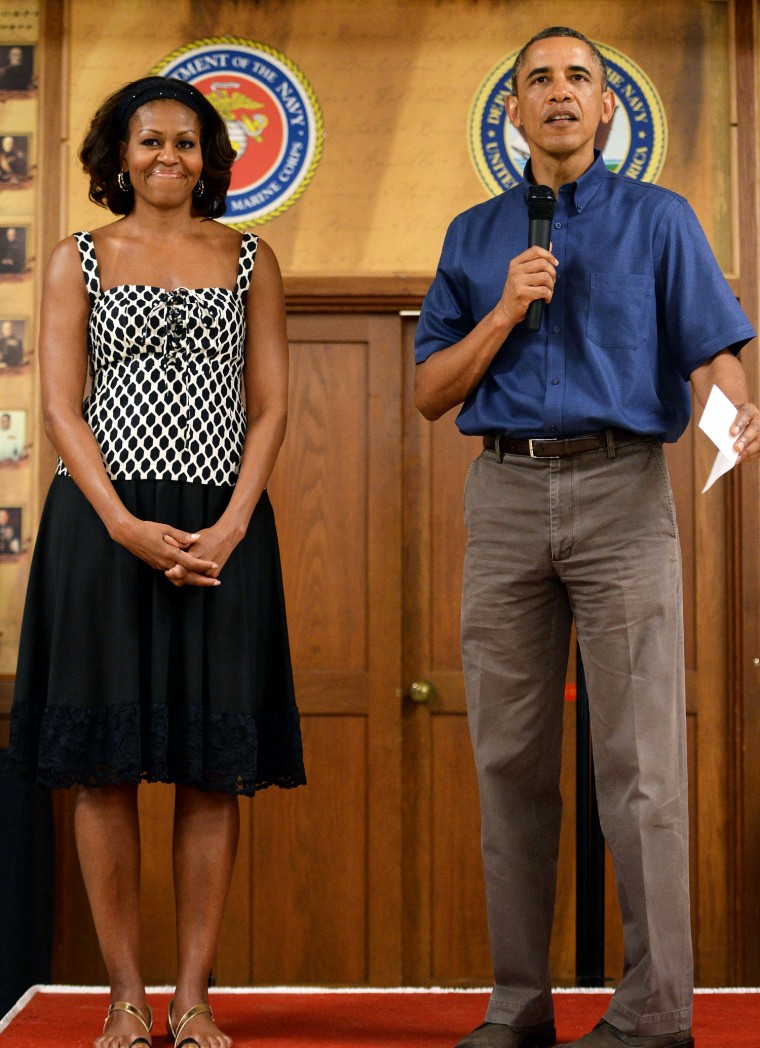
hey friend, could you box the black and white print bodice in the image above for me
[56,230,258,485]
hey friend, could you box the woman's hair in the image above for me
[79,76,236,219]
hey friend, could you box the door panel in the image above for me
[250,717,369,984]
[273,337,369,673]
[429,714,490,981]
[224,313,404,986]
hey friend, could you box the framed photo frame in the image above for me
[0,409,27,463]
[0,132,32,188]
[0,506,22,556]
[0,44,35,94]
[0,224,30,278]
[0,318,29,369]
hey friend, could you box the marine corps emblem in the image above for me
[468,41,667,195]
[153,37,324,227]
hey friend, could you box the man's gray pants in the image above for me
[461,441,692,1037]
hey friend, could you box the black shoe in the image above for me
[563,1019,694,1048]
[454,1019,556,1047]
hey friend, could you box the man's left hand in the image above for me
[732,402,760,461]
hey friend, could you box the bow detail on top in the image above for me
[129,288,217,360]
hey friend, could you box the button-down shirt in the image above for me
[415,152,755,442]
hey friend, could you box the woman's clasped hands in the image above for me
[163,522,242,587]
[113,516,240,587]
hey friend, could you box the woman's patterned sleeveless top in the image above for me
[56,230,259,485]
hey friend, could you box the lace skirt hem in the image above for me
[9,699,307,796]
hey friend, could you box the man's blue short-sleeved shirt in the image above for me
[415,152,755,442]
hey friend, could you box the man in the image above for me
[415,26,758,1048]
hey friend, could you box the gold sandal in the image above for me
[103,1001,153,1047]
[167,1001,214,1048]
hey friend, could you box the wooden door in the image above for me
[216,313,404,986]
[400,316,736,988]
[401,316,488,985]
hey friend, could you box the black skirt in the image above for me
[8,474,306,795]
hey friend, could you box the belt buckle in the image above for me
[529,437,563,459]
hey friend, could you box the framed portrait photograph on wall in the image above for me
[0,44,35,94]
[0,409,27,463]
[0,318,28,368]
[0,506,22,555]
[0,133,32,188]
[0,225,30,278]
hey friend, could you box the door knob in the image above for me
[409,679,436,704]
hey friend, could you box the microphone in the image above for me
[525,184,557,332]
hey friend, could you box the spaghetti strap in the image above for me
[236,232,259,298]
[73,231,101,303]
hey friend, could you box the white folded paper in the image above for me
[698,384,739,493]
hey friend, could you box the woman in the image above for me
[8,76,306,1048]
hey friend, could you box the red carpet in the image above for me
[1,988,757,1047]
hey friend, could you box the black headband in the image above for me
[117,77,215,137]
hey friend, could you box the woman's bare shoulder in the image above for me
[46,233,86,280]
[250,236,280,274]
[43,235,90,304]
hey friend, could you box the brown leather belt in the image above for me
[483,428,642,459]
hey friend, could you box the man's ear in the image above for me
[599,89,615,127]
[506,93,521,130]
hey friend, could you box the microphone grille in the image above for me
[527,184,557,221]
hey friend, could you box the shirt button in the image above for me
[554,221,562,229]
[553,326,561,334]
[552,378,560,385]
[577,204,583,211]
[550,426,558,433]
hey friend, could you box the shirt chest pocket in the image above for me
[586,271,655,352]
